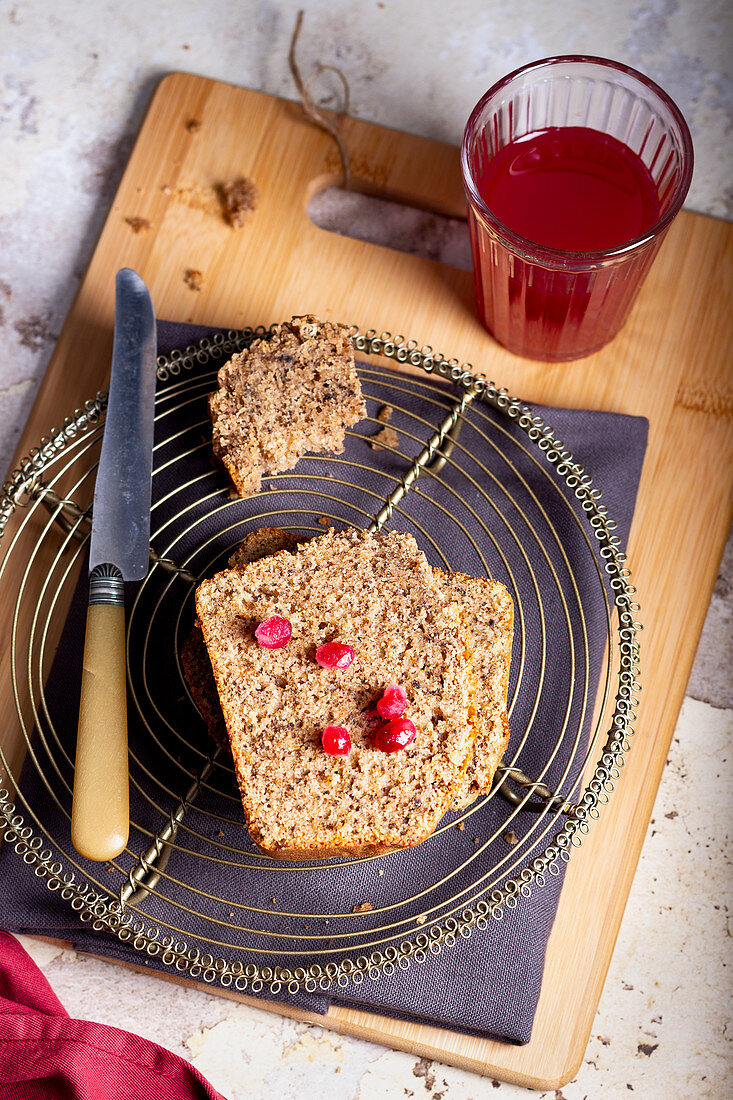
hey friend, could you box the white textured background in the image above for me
[2,2,732,1097]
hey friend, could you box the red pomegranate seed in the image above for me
[315,642,355,670]
[375,717,417,753]
[376,683,407,719]
[322,725,352,756]
[254,615,292,648]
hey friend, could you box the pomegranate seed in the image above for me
[254,615,292,648]
[315,642,355,670]
[362,705,382,727]
[322,725,351,755]
[376,683,407,719]
[375,717,417,753]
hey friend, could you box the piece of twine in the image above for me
[288,9,352,189]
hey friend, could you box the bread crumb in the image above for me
[125,216,151,233]
[352,902,373,913]
[184,268,204,292]
[503,830,519,845]
[272,897,277,904]
[456,822,465,830]
[378,868,384,875]
[186,118,202,133]
[220,177,259,227]
[370,425,399,452]
[415,914,427,924]
[172,184,220,216]
[317,516,330,526]
[473,836,480,843]
[377,404,393,423]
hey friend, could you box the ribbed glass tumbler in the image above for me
[461,56,693,362]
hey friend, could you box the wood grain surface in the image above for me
[2,74,731,1089]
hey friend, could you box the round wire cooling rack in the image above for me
[0,326,642,996]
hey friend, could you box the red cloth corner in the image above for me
[0,931,227,1100]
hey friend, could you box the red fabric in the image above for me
[0,932,227,1100]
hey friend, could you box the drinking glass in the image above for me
[461,56,694,361]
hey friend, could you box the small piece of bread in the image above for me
[180,529,301,748]
[194,528,479,859]
[209,316,366,496]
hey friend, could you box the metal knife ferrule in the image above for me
[89,563,125,605]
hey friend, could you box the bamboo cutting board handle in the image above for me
[71,603,129,861]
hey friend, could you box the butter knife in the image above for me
[71,268,156,862]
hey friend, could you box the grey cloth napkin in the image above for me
[0,321,648,1044]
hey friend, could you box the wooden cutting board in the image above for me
[3,73,732,1089]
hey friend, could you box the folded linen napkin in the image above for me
[0,931,225,1100]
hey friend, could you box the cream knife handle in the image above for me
[71,568,129,861]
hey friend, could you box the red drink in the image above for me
[461,58,693,361]
[476,128,660,253]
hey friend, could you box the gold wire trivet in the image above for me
[0,327,641,995]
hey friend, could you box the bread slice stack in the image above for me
[188,527,513,859]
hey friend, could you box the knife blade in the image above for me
[71,268,156,862]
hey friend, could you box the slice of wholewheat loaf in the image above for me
[194,528,479,859]
[441,571,513,809]
[209,316,366,496]
[180,529,302,748]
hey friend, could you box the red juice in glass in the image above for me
[461,58,693,361]
[476,128,660,253]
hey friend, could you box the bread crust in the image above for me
[441,571,514,809]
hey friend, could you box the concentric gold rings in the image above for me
[0,326,641,991]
